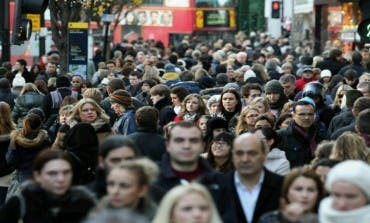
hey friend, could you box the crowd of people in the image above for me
[0,32,369,222]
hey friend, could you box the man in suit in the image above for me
[231,132,284,223]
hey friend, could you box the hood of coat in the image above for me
[11,129,48,148]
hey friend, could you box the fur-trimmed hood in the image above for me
[67,117,108,132]
[11,129,49,149]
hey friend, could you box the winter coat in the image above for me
[12,92,44,128]
[264,148,290,175]
[259,211,319,223]
[6,130,50,183]
[170,81,201,94]
[0,88,17,109]
[338,63,366,78]
[277,121,327,168]
[154,97,176,127]
[67,118,114,144]
[330,122,355,140]
[316,58,345,76]
[0,183,96,223]
[128,127,166,162]
[0,133,14,186]
[112,109,137,135]
[327,110,354,136]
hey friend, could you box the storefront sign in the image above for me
[68,22,88,79]
[196,9,235,29]
[294,0,314,14]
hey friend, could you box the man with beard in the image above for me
[278,98,327,167]
[264,80,289,118]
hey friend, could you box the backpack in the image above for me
[50,89,79,109]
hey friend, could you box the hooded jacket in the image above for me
[264,148,290,175]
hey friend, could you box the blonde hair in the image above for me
[68,98,109,123]
[330,132,370,162]
[252,63,269,83]
[235,106,259,136]
[19,83,43,96]
[152,183,222,223]
[333,84,352,108]
[250,96,270,113]
[178,94,207,120]
[0,102,16,134]
[83,88,103,104]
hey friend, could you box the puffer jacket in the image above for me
[264,148,290,175]
[12,92,44,128]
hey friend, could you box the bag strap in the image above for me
[16,193,26,222]
[68,151,94,173]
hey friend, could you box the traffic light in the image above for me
[12,0,48,45]
[271,1,280,19]
[358,0,370,42]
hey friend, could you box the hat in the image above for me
[207,117,228,131]
[110,89,133,107]
[244,69,256,82]
[299,96,316,108]
[302,66,313,73]
[12,74,25,87]
[326,160,370,200]
[56,75,70,88]
[224,83,239,91]
[345,89,363,108]
[264,80,284,95]
[164,63,176,73]
[320,69,332,78]
[0,78,10,89]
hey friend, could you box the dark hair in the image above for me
[135,106,159,128]
[167,121,202,141]
[129,70,143,79]
[22,113,43,135]
[356,108,370,134]
[180,70,194,81]
[275,112,292,130]
[206,132,235,173]
[312,158,339,169]
[240,83,262,98]
[353,97,370,115]
[292,100,315,113]
[141,79,157,88]
[16,59,27,67]
[343,69,357,80]
[33,149,73,173]
[352,51,363,64]
[99,135,140,158]
[254,113,275,128]
[150,84,170,98]
[254,127,279,149]
[220,89,242,114]
[281,167,324,213]
[170,86,189,102]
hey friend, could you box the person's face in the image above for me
[34,159,72,195]
[107,169,147,208]
[167,126,204,168]
[198,118,208,136]
[141,83,151,93]
[344,78,356,86]
[303,71,314,79]
[212,128,226,137]
[79,103,98,123]
[247,90,261,103]
[266,92,281,104]
[111,102,125,116]
[362,51,370,60]
[72,76,83,89]
[255,120,272,129]
[14,62,22,71]
[129,75,140,86]
[186,97,200,115]
[255,101,266,113]
[106,63,116,72]
[209,103,220,114]
[285,55,294,63]
[59,113,68,125]
[287,176,319,212]
[222,93,238,112]
[331,181,368,211]
[233,135,267,177]
[46,63,56,73]
[244,110,259,126]
[170,93,181,106]
[102,147,136,170]
[151,94,164,105]
[171,192,211,223]
[357,86,370,97]
[211,140,231,158]
[315,166,331,184]
[281,82,296,97]
[293,105,315,130]
[282,67,292,75]
[280,117,292,129]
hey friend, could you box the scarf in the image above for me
[68,117,107,132]
[293,122,317,156]
[11,129,48,149]
[184,113,197,122]
[319,197,370,223]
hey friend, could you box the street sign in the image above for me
[68,22,88,79]
[358,18,370,42]
[26,14,40,31]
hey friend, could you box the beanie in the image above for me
[320,69,332,78]
[164,63,176,73]
[345,89,363,108]
[110,89,133,108]
[12,74,25,87]
[56,75,71,88]
[264,80,284,95]
[326,160,370,200]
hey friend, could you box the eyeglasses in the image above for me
[213,141,228,146]
[338,94,343,98]
[247,114,259,118]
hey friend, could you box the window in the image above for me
[142,0,163,6]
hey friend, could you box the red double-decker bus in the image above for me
[113,0,237,46]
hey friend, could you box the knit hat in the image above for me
[56,75,71,88]
[345,89,363,108]
[326,160,370,200]
[264,80,284,95]
[321,69,332,78]
[12,74,25,87]
[110,89,133,108]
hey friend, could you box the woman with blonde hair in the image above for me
[252,63,270,83]
[12,83,44,128]
[152,183,223,223]
[235,106,259,136]
[0,102,16,205]
[331,84,352,114]
[83,88,103,104]
[330,131,370,163]
[173,93,207,124]
[249,96,271,114]
[67,98,113,142]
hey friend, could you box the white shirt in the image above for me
[234,170,265,223]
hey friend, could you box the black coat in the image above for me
[229,169,284,223]
[0,184,96,223]
[316,58,345,75]
[330,122,356,140]
[277,121,327,168]
[0,133,13,177]
[0,89,17,109]
[327,110,354,136]
[154,154,236,223]
[128,127,166,162]
[154,97,176,127]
